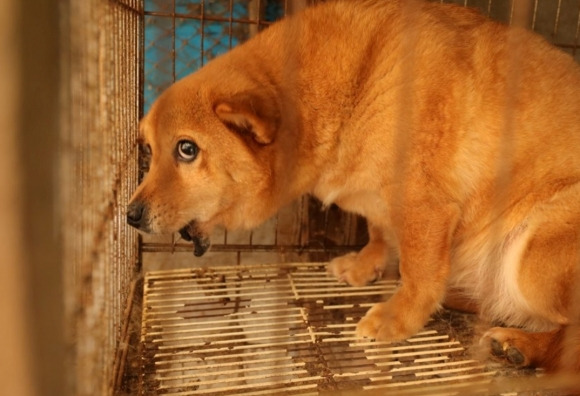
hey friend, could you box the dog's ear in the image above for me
[214,92,280,145]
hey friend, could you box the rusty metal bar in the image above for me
[141,242,363,254]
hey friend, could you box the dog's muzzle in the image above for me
[127,201,210,256]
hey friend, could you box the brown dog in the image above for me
[127,0,580,373]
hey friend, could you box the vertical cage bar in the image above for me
[62,0,142,394]
[575,5,580,56]
[553,0,563,37]
[201,0,206,66]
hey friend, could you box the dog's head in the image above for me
[126,68,283,256]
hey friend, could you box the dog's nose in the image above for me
[127,201,147,229]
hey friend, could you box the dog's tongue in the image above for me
[178,222,211,257]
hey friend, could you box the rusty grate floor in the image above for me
[140,263,509,395]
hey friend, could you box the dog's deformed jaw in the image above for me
[178,222,211,257]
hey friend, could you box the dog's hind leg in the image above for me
[483,182,580,372]
[519,188,580,329]
[327,222,395,286]
[443,287,479,313]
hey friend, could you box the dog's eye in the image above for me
[139,143,152,173]
[176,140,199,162]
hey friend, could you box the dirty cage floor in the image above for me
[140,262,552,395]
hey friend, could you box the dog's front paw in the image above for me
[328,252,383,286]
[355,301,418,342]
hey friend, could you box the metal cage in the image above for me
[53,0,580,395]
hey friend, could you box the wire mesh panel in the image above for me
[60,0,142,394]
[141,263,495,395]
[141,264,580,395]
[441,0,580,60]
[144,0,286,113]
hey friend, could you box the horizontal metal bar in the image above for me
[144,10,275,26]
[141,242,363,253]
[554,43,580,49]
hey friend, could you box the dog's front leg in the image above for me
[356,200,460,342]
[328,222,392,286]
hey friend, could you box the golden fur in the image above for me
[128,0,580,372]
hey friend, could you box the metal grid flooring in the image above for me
[140,263,503,395]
